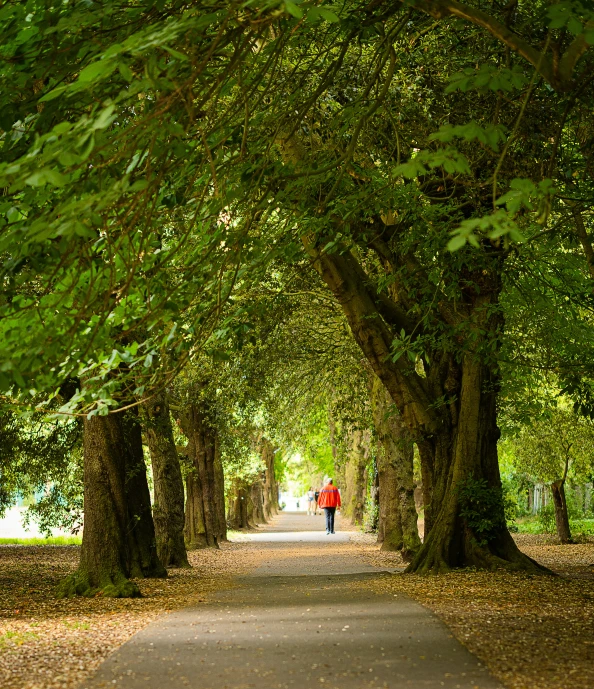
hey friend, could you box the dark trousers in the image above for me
[324,507,336,533]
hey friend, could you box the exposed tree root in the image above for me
[56,570,141,598]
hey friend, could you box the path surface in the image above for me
[83,512,502,689]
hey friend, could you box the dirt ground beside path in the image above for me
[1,525,593,689]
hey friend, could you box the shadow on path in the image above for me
[83,512,503,689]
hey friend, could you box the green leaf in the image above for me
[447,234,469,251]
[394,159,427,179]
[25,168,67,188]
[118,62,134,82]
[91,105,117,131]
[163,46,189,61]
[284,0,304,18]
[39,86,68,103]
[567,17,583,35]
[78,59,117,83]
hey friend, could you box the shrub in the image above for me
[537,504,556,534]
[457,477,506,546]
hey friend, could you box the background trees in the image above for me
[1,0,594,593]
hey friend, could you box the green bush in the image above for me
[537,504,556,534]
[457,477,506,546]
[569,519,594,536]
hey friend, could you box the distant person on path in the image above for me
[314,488,320,515]
[318,478,341,534]
[307,487,315,515]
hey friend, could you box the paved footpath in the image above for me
[83,513,502,689]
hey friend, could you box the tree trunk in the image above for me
[249,479,266,525]
[407,356,544,573]
[342,430,368,525]
[261,437,279,519]
[551,479,572,544]
[306,245,547,573]
[184,471,208,548]
[370,455,380,535]
[228,481,252,530]
[179,402,221,549]
[58,410,165,598]
[123,409,168,579]
[370,375,421,560]
[144,393,190,568]
[213,436,227,542]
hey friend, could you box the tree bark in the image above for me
[261,437,279,519]
[305,244,547,573]
[227,481,252,530]
[179,401,222,549]
[551,479,572,544]
[249,478,266,525]
[342,430,369,525]
[213,436,227,542]
[58,409,165,598]
[370,375,421,560]
[144,392,190,568]
[184,470,208,549]
[123,409,168,579]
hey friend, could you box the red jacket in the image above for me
[317,484,341,509]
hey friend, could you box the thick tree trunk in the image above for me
[228,481,252,530]
[342,430,368,525]
[370,375,421,560]
[261,437,279,519]
[370,456,380,534]
[249,479,266,525]
[306,245,547,573]
[184,471,208,549]
[144,393,189,568]
[551,479,572,544]
[123,410,167,579]
[179,402,221,549]
[213,437,227,542]
[407,356,544,573]
[58,410,165,598]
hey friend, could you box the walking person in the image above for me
[306,487,315,515]
[314,487,320,515]
[317,478,341,534]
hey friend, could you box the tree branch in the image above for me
[408,0,591,91]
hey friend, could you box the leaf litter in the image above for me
[1,531,593,689]
[354,533,594,689]
[0,542,264,689]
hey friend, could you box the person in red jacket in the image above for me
[317,478,341,535]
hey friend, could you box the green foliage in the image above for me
[0,408,82,534]
[537,504,557,535]
[446,65,529,93]
[457,477,506,546]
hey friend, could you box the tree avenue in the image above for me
[0,0,594,598]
